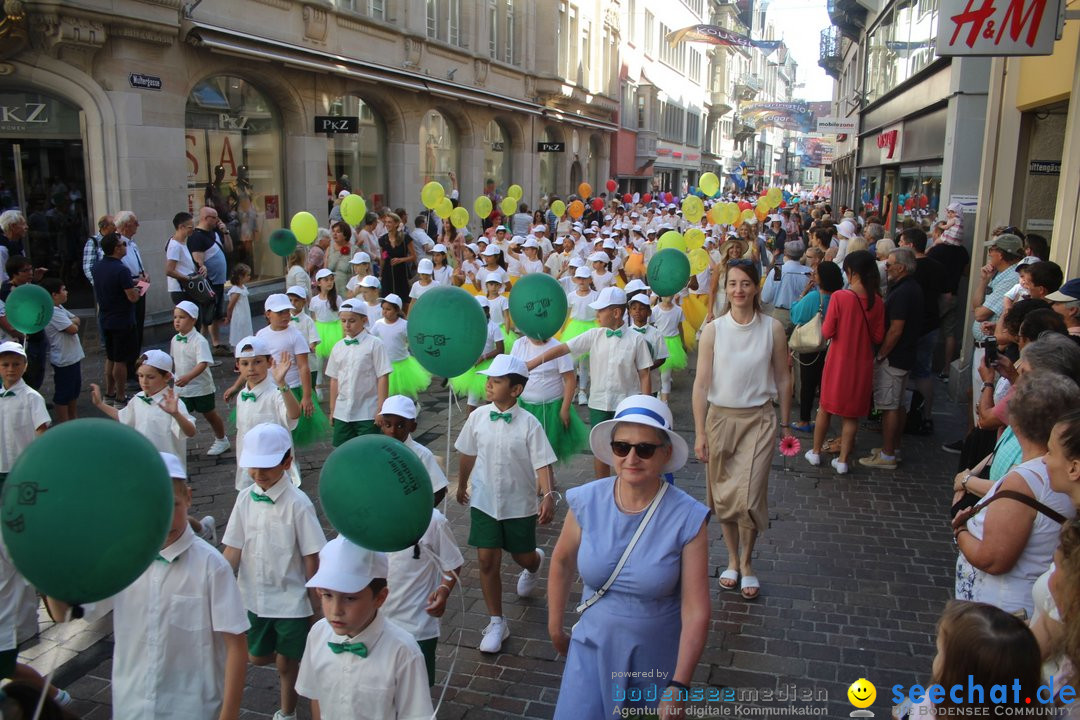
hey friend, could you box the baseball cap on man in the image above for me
[985,233,1024,255]
[1046,278,1080,303]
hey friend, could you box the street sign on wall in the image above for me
[936,0,1064,56]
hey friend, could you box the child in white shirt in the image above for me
[40,278,84,423]
[652,296,688,404]
[172,301,230,457]
[325,299,391,446]
[226,263,253,348]
[409,258,439,307]
[450,296,505,413]
[371,294,431,399]
[561,267,599,404]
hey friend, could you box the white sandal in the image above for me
[719,569,740,591]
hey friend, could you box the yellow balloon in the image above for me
[435,197,453,219]
[722,204,741,225]
[290,211,319,245]
[766,187,783,208]
[699,172,720,197]
[340,194,366,226]
[421,181,445,210]
[501,195,518,217]
[685,228,706,251]
[450,206,469,229]
[740,208,756,223]
[689,248,710,275]
[550,200,566,218]
[474,195,493,219]
[507,184,523,201]
[756,199,771,215]
[684,205,703,224]
[657,231,687,253]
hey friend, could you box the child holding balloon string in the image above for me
[482,275,519,354]
[626,288,669,398]
[652,296,688,405]
[371,293,431,399]
[450,295,504,415]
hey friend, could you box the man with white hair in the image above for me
[0,210,27,285]
[115,210,148,360]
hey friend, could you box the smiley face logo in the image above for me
[847,678,876,709]
[414,332,447,358]
[1,481,48,534]
[524,297,551,319]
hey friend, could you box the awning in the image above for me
[184,21,617,133]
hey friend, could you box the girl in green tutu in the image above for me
[450,296,504,414]
[559,266,597,405]
[510,333,588,468]
[651,296,687,406]
[370,293,431,399]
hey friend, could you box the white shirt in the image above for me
[513,257,545,277]
[706,313,777,409]
[0,541,38,652]
[567,290,598,321]
[165,239,196,293]
[45,305,84,367]
[486,295,509,327]
[630,322,669,363]
[482,320,501,355]
[592,270,615,291]
[120,235,146,279]
[383,509,463,640]
[476,267,509,293]
[324,331,391,422]
[289,312,319,348]
[222,479,326,618]
[404,436,447,493]
[296,614,434,720]
[433,265,452,286]
[286,265,311,302]
[546,252,571,278]
[117,388,194,471]
[256,325,311,389]
[0,380,49,473]
[410,280,437,300]
[309,295,339,323]
[409,228,434,261]
[371,318,409,363]
[233,376,301,490]
[511,338,573,404]
[565,326,653,411]
[171,330,215,398]
[454,402,557,520]
[86,527,250,720]
[651,304,683,337]
[361,300,382,329]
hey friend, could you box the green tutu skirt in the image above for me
[558,318,596,342]
[518,397,589,464]
[289,386,330,447]
[450,357,493,398]
[315,319,344,359]
[501,324,519,354]
[389,356,432,398]
[660,335,688,372]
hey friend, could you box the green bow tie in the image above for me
[606,329,623,338]
[240,391,257,402]
[633,326,647,334]
[343,338,359,346]
[489,410,512,423]
[291,316,300,323]
[155,554,171,564]
[139,396,155,405]
[174,334,188,343]
[250,490,274,504]
[327,641,368,657]
[0,390,14,398]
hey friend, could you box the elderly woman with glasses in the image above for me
[548,395,710,720]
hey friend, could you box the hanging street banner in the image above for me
[737,101,831,133]
[665,24,784,54]
[936,0,1064,56]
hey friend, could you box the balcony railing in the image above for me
[818,27,842,79]
[827,0,866,41]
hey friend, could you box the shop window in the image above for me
[865,0,938,104]
[419,110,458,192]
[482,120,510,194]
[186,75,283,281]
[325,95,387,216]
[539,128,560,197]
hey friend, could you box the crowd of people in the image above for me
[2,184,1080,719]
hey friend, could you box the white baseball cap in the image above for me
[338,189,350,199]
[589,394,689,473]
[239,422,294,469]
[265,293,293,313]
[234,335,270,358]
[584,227,597,235]
[532,224,547,233]
[431,243,447,254]
[484,269,509,284]
[338,299,366,316]
[522,238,540,249]
[315,268,334,281]
[495,225,508,233]
[382,293,403,308]
[140,349,174,374]
[602,239,616,250]
[417,258,435,274]
[588,286,627,310]
[588,251,609,264]
[381,394,418,420]
[478,353,529,379]
[285,285,307,299]
[466,243,480,255]
[306,536,389,594]
[175,300,200,320]
[160,452,186,480]
[574,266,592,279]
[349,252,371,265]
[569,256,585,268]
[624,279,649,295]
[359,275,381,289]
[509,235,525,246]
[0,341,25,357]
[482,245,502,257]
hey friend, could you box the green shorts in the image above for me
[0,648,15,679]
[589,408,616,427]
[468,507,537,554]
[417,637,437,687]
[246,612,309,660]
[331,419,379,447]
[182,392,215,414]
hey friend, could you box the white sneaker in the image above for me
[516,548,545,597]
[198,515,218,545]
[53,689,72,706]
[272,712,296,720]
[207,436,231,456]
[577,390,588,405]
[804,450,821,466]
[478,618,509,653]
[316,387,327,402]
[831,458,849,475]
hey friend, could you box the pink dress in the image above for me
[819,289,885,418]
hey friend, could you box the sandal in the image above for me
[821,437,841,454]
[791,421,814,433]
[719,569,739,591]
[740,575,761,601]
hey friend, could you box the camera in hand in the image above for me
[982,338,998,366]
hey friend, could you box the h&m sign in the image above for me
[936,0,1065,56]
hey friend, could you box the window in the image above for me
[326,95,386,221]
[448,0,459,45]
[483,120,511,192]
[426,0,437,38]
[626,0,636,43]
[558,3,569,75]
[368,0,384,18]
[686,111,701,147]
[505,0,515,64]
[419,110,458,189]
[689,49,702,84]
[426,0,462,46]
[865,0,938,104]
[580,19,591,84]
[644,10,655,56]
[683,0,703,14]
[620,82,637,130]
[659,101,685,142]
[658,23,685,71]
[488,0,497,58]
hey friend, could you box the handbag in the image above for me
[183,274,215,305]
[576,482,668,614]
[789,308,826,353]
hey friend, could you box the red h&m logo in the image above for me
[877,130,899,159]
[948,0,1049,49]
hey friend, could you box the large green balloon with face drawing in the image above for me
[509,273,568,341]
[407,286,488,377]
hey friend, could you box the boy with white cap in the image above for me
[409,258,438,305]
[47,451,249,720]
[562,266,599,404]
[226,335,301,490]
[222,423,326,720]
[0,341,49,488]
[172,300,230,456]
[454,354,557,653]
[325,299,391,446]
[378,396,464,686]
[525,287,653,478]
[354,274,384,325]
[285,285,321,393]
[344,251,373,298]
[626,285,668,390]
[296,536,434,718]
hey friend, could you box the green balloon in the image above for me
[647,248,692,297]
[2,419,172,604]
[407,286,488,377]
[5,284,53,335]
[320,434,433,552]
[509,273,568,341]
[269,228,298,257]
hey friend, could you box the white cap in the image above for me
[522,238,540,249]
[509,235,525,246]
[359,275,381,289]
[431,243,447,254]
[417,258,434,274]
[624,279,649,295]
[495,225,508,233]
[306,536,388,594]
[667,203,676,209]
[837,219,857,239]
[588,286,627,310]
[589,394,689,473]
[484,270,508,285]
[140,349,173,374]
[349,252,371,265]
[632,224,642,232]
[466,243,479,255]
[382,293,403,309]
[584,227,596,235]
[574,266,592,279]
[572,223,583,231]
[569,256,585,268]
[338,189,350,199]
[602,239,616,250]
[604,214,613,221]
[947,202,962,212]
[160,452,186,480]
[481,245,502,257]
[239,422,294,468]
[175,300,200,319]
[532,224,547,233]
[265,293,293,313]
[315,268,334,281]
[768,214,782,224]
[630,212,640,219]
[234,335,270,358]
[646,228,657,236]
[338,299,365,316]
[381,394,418,420]
[475,295,491,309]
[476,236,489,245]
[285,285,307,299]
[588,251,609,263]
[0,341,26,357]
[478,353,529,379]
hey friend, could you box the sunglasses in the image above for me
[610,441,664,459]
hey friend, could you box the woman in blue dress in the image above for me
[548,394,711,719]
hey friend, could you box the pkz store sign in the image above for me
[0,92,81,136]
[936,0,1065,56]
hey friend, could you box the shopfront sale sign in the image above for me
[936,0,1064,56]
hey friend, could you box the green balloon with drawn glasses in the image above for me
[509,273,568,341]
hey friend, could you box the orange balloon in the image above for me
[568,200,585,219]
[755,207,768,222]
[578,183,592,200]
